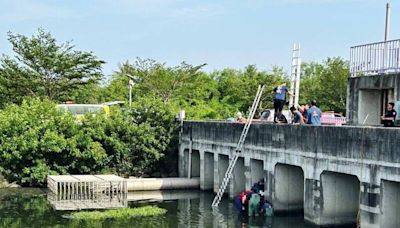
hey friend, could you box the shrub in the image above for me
[70,206,167,220]
[0,97,179,186]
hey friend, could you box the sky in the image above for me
[0,0,399,77]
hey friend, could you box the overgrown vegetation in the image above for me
[0,98,178,186]
[70,206,167,220]
[0,29,349,186]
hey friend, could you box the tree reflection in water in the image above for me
[0,188,316,228]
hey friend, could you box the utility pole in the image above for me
[384,2,390,42]
[383,2,391,71]
[126,74,136,107]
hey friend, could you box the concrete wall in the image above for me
[216,154,229,194]
[200,152,214,190]
[347,73,400,125]
[191,150,200,178]
[320,172,359,225]
[179,121,400,227]
[250,159,264,187]
[274,164,304,212]
[380,180,400,228]
[358,89,382,125]
[232,157,245,196]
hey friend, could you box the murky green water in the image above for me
[0,188,354,228]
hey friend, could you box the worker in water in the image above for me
[381,102,397,127]
[251,178,265,193]
[248,191,261,216]
[258,191,274,216]
[234,190,252,214]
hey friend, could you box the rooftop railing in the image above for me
[350,39,400,77]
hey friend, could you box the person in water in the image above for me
[251,178,265,193]
[234,190,252,214]
[248,192,261,216]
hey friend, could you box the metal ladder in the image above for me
[211,84,265,207]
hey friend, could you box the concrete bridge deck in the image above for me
[179,121,400,227]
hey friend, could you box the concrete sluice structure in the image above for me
[126,177,200,191]
[47,174,128,210]
[179,121,400,227]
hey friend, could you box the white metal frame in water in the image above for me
[47,174,128,210]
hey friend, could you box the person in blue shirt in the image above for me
[273,83,293,123]
[307,100,321,125]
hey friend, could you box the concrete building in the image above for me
[179,121,400,227]
[347,39,400,126]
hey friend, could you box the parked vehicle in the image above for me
[321,111,346,126]
[57,104,110,120]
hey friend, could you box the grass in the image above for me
[70,206,167,220]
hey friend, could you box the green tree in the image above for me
[0,29,105,105]
[215,65,287,114]
[299,57,349,114]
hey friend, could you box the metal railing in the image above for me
[350,39,400,77]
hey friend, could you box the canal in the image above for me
[0,188,355,227]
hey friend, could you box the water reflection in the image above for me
[0,188,318,227]
[47,192,128,210]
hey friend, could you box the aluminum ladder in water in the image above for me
[211,84,265,207]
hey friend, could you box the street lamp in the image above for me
[126,74,137,107]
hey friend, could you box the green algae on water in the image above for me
[70,206,167,220]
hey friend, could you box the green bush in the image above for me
[0,98,178,186]
[0,99,108,186]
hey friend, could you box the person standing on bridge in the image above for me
[272,82,294,123]
[381,102,397,127]
[307,100,321,125]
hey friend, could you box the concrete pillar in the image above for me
[191,150,200,178]
[274,164,304,212]
[179,149,189,177]
[216,154,229,194]
[230,157,245,198]
[265,170,274,202]
[250,159,264,187]
[304,178,323,225]
[200,151,214,190]
[244,157,251,190]
[359,182,380,228]
[306,172,359,226]
[380,180,400,228]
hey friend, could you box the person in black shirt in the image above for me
[381,102,397,127]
